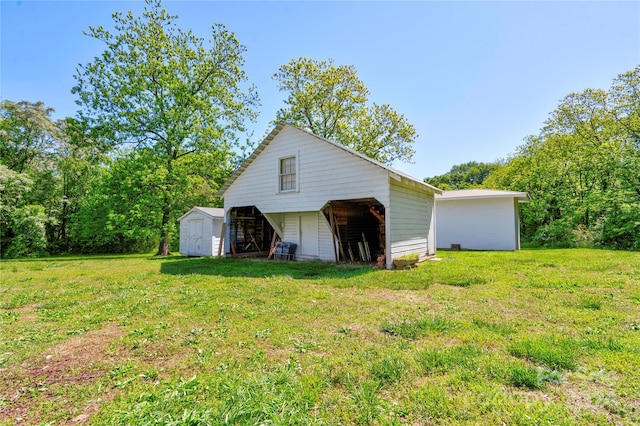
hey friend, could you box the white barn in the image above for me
[216,123,442,269]
[178,207,225,257]
[435,189,530,251]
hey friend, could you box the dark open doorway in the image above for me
[323,199,385,263]
[228,206,275,257]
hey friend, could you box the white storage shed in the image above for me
[178,207,225,257]
[435,189,530,251]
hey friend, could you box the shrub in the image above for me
[3,205,50,258]
[531,220,575,248]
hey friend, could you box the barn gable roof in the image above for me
[217,122,441,197]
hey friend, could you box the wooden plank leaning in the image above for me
[217,222,225,258]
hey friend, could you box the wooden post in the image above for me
[268,232,278,259]
[217,222,226,258]
[362,233,371,261]
[369,206,385,224]
[358,242,366,261]
[230,237,237,258]
[329,205,339,263]
[334,212,346,260]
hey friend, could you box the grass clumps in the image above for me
[507,336,579,370]
[439,274,488,287]
[472,318,516,336]
[415,345,481,374]
[507,364,541,389]
[506,364,562,390]
[2,249,639,425]
[577,296,602,310]
[407,385,452,420]
[370,355,406,386]
[381,315,457,339]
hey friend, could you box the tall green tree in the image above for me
[601,67,640,248]
[610,67,640,146]
[70,152,159,254]
[424,161,502,190]
[0,100,106,256]
[50,118,105,252]
[73,0,258,255]
[70,148,226,253]
[0,100,60,174]
[273,57,416,165]
[0,165,49,257]
[0,100,62,257]
[485,67,640,249]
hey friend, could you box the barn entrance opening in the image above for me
[228,206,275,257]
[323,199,385,263]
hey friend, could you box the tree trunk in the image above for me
[156,208,171,256]
[156,233,170,256]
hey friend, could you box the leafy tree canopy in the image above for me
[72,0,259,255]
[273,57,416,165]
[485,66,640,249]
[0,100,61,174]
[424,161,502,190]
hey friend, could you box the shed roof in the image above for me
[177,207,225,222]
[436,189,530,202]
[217,122,441,197]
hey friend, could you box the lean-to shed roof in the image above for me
[436,189,530,202]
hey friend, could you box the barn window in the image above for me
[279,156,297,192]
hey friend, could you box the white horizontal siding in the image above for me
[223,126,390,213]
[277,211,334,261]
[283,213,299,244]
[211,218,223,257]
[389,180,435,259]
[436,197,517,250]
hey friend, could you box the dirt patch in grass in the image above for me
[0,323,123,424]
[6,304,40,322]
[263,346,294,364]
[561,377,638,424]
[362,288,429,304]
[561,382,614,422]
[36,323,122,370]
[430,282,470,293]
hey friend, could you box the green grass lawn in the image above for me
[1,249,639,425]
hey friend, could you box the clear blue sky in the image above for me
[2,1,639,179]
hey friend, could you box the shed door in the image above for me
[188,219,203,255]
[299,213,318,258]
